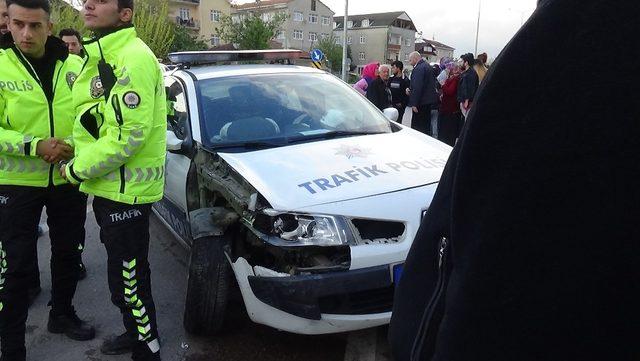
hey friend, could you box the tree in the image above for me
[170,25,209,53]
[216,13,288,50]
[316,34,343,73]
[50,0,86,37]
[133,0,174,59]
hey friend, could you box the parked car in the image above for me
[155,50,451,335]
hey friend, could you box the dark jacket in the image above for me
[366,77,392,110]
[389,0,640,360]
[389,74,410,107]
[456,66,479,103]
[409,59,438,107]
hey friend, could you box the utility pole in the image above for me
[341,0,349,81]
[474,0,481,55]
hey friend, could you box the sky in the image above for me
[237,0,538,60]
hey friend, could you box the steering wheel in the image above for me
[292,113,313,127]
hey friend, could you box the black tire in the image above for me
[183,235,231,335]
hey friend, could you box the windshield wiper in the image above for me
[211,140,287,150]
[287,130,387,143]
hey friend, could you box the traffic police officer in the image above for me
[60,0,166,359]
[0,0,95,360]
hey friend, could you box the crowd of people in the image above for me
[0,0,166,360]
[353,51,490,146]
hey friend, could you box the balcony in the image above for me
[388,44,401,51]
[170,0,199,4]
[174,17,200,30]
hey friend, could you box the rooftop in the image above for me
[334,11,416,31]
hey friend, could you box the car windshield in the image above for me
[197,72,392,149]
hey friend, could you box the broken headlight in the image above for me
[270,213,353,246]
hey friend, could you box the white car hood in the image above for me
[219,130,451,210]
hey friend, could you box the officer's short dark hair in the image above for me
[117,0,133,11]
[6,0,50,14]
[59,28,81,41]
[392,60,404,70]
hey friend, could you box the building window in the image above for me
[359,35,366,44]
[311,0,317,11]
[359,52,365,60]
[361,19,369,27]
[179,8,189,20]
[308,13,318,23]
[293,11,303,22]
[322,16,330,26]
[210,9,221,22]
[347,20,353,28]
[210,36,220,46]
[262,12,273,22]
[405,38,411,47]
[405,52,409,60]
[347,36,352,44]
[277,30,285,40]
[320,33,329,39]
[309,32,317,42]
[293,30,304,40]
[334,36,341,44]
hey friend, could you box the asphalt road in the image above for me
[16,201,392,361]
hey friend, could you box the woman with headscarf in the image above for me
[353,62,379,96]
[437,62,462,146]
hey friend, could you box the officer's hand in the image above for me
[412,106,419,113]
[36,138,74,163]
[60,163,68,180]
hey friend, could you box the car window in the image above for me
[165,77,189,140]
[196,73,392,148]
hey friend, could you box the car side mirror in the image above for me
[166,130,182,152]
[383,107,399,122]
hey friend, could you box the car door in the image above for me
[154,75,193,243]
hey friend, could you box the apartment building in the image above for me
[233,0,335,51]
[415,38,455,63]
[333,11,416,74]
[168,0,232,47]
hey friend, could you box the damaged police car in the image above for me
[155,50,451,335]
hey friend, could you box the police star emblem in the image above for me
[334,144,372,159]
[65,72,77,89]
[90,76,104,99]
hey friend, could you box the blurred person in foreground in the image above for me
[389,0,639,360]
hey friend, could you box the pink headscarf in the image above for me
[361,62,379,81]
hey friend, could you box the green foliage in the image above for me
[50,0,86,38]
[133,0,174,59]
[316,34,343,73]
[216,12,288,50]
[170,25,209,53]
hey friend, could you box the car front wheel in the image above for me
[183,235,231,335]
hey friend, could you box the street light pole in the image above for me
[341,0,349,81]
[474,0,481,55]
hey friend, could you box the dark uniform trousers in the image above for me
[92,197,160,361]
[0,184,86,361]
[411,104,433,136]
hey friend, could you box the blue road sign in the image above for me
[310,49,324,62]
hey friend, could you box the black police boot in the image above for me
[47,308,95,341]
[27,285,41,307]
[78,262,87,280]
[132,341,161,361]
[100,332,137,355]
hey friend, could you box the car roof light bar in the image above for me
[167,49,305,66]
